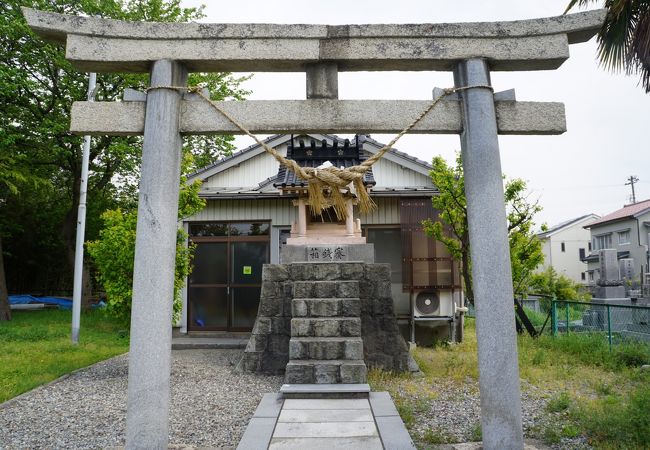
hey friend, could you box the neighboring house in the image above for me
[583,199,650,285]
[179,133,462,341]
[536,214,599,284]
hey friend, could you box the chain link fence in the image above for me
[551,300,650,350]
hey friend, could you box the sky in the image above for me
[182,0,649,228]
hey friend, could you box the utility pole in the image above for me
[625,175,639,204]
[71,72,97,344]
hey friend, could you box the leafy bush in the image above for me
[87,177,204,325]
[527,266,590,305]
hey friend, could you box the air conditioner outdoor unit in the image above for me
[413,290,454,317]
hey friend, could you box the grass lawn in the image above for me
[0,309,129,403]
[369,318,650,449]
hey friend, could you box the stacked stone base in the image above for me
[237,262,414,379]
[286,278,366,384]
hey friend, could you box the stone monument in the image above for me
[23,7,605,449]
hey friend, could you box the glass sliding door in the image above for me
[188,242,228,330]
[231,241,268,330]
[188,222,269,332]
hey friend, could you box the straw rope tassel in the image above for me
[146,84,493,218]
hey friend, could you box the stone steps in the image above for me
[285,278,368,385]
[291,317,361,337]
[289,336,364,360]
[293,280,359,298]
[285,359,368,384]
[292,298,360,317]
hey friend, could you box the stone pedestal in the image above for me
[594,286,626,299]
[237,261,414,378]
[281,244,375,264]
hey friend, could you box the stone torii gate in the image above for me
[23,7,604,449]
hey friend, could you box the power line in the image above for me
[625,175,639,204]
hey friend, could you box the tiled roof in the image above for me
[274,136,375,189]
[537,213,599,238]
[359,134,433,171]
[586,198,650,228]
[188,134,284,180]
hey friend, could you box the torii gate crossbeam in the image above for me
[23,7,604,450]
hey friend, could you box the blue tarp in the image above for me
[9,295,73,310]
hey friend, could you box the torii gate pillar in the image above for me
[126,59,187,449]
[455,58,523,449]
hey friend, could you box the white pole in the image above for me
[72,72,97,344]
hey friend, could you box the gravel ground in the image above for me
[0,350,283,449]
[0,350,592,449]
[407,378,591,450]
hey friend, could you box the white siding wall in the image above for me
[202,147,286,188]
[187,198,295,226]
[539,216,597,284]
[359,197,401,225]
[371,157,433,188]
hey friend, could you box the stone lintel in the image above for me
[22,7,605,73]
[63,33,569,73]
[23,7,604,43]
[70,99,566,136]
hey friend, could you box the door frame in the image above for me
[186,221,270,332]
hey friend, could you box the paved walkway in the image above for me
[238,392,415,449]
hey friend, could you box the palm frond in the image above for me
[566,0,650,92]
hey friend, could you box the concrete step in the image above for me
[292,298,360,317]
[289,337,363,360]
[293,280,359,299]
[171,337,248,350]
[284,359,368,384]
[280,383,370,399]
[291,317,361,337]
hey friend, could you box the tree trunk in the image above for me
[0,236,12,321]
[461,239,473,306]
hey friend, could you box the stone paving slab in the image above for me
[375,416,416,449]
[236,417,277,450]
[280,383,370,395]
[282,398,369,410]
[273,421,378,438]
[269,436,383,449]
[253,393,284,418]
[278,409,374,422]
[239,391,415,449]
[369,391,400,417]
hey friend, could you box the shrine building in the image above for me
[180,134,463,343]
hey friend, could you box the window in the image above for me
[618,230,630,245]
[579,248,585,259]
[581,272,586,281]
[561,242,566,252]
[588,271,594,282]
[592,233,612,251]
[588,242,592,251]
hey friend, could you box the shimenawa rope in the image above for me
[145,84,493,218]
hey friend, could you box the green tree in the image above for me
[528,266,589,302]
[87,169,205,325]
[565,0,650,92]
[1,0,248,296]
[422,154,544,304]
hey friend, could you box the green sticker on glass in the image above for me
[243,266,252,275]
